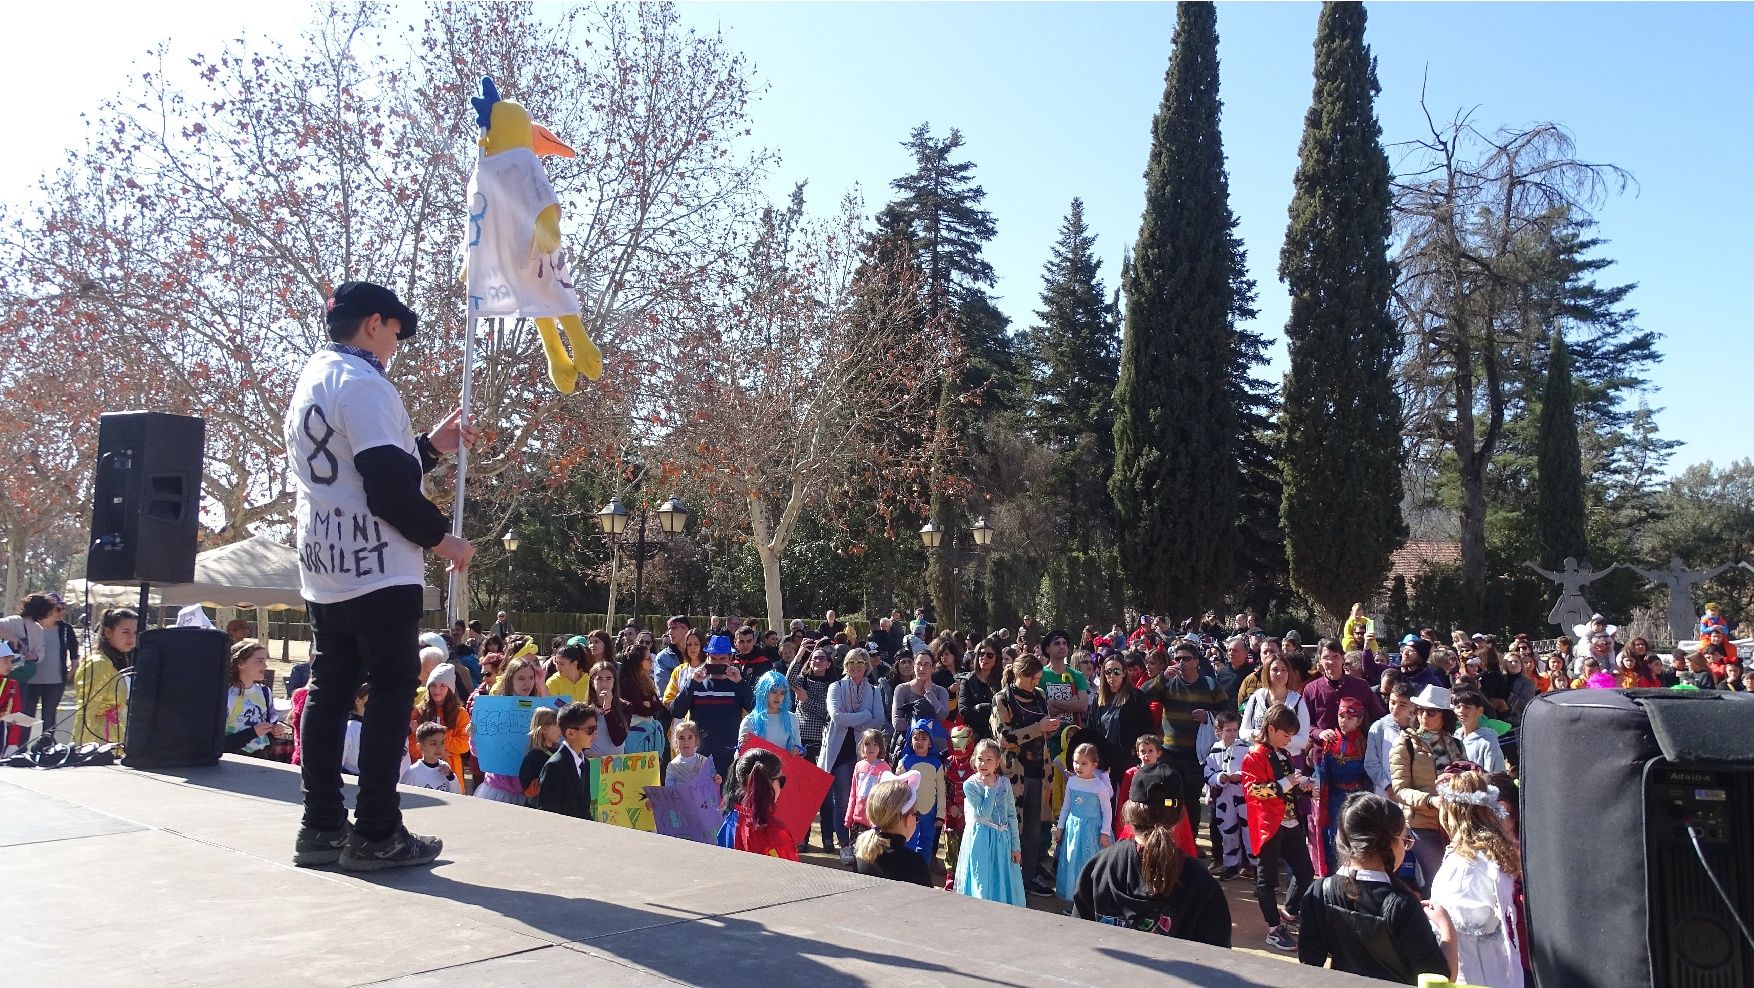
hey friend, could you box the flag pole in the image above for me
[448,142,483,626]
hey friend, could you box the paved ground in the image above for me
[3,756,1363,987]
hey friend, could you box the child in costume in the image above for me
[1203,710,1252,880]
[941,724,975,884]
[1054,742,1114,900]
[738,669,805,756]
[898,718,947,873]
[1311,696,1371,875]
[0,643,25,755]
[1242,702,1316,953]
[954,738,1026,906]
[1698,602,1730,640]
[408,663,473,786]
[729,747,797,861]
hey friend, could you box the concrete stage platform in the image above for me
[5,757,1370,986]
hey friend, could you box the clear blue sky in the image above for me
[6,2,1747,473]
[670,1,1752,475]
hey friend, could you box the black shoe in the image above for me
[1026,875,1056,897]
[339,825,443,872]
[293,823,351,867]
[1219,867,1241,882]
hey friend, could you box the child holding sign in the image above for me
[519,707,560,803]
[536,703,598,819]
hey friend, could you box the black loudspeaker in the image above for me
[1522,689,1754,988]
[122,627,229,769]
[86,411,205,584]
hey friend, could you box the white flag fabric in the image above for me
[465,147,582,319]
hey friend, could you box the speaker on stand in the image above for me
[1521,688,1754,988]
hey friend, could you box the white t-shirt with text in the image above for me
[284,349,425,604]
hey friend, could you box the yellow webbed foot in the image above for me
[560,315,603,381]
[535,317,579,394]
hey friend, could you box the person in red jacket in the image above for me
[1242,702,1317,953]
[0,642,26,753]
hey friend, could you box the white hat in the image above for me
[1411,685,1453,710]
[427,663,457,693]
[419,632,449,652]
[0,640,15,659]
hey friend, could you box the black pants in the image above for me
[1167,756,1204,844]
[1255,820,1314,927]
[300,584,423,841]
[23,683,65,743]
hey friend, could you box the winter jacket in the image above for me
[1388,730,1467,831]
[72,649,132,746]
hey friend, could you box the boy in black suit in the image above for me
[536,702,600,819]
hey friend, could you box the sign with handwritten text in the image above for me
[469,695,566,776]
[591,752,661,831]
[643,768,722,843]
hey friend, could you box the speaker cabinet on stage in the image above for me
[86,411,205,585]
[1521,688,1754,988]
[122,627,229,769]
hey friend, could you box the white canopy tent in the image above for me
[68,534,441,612]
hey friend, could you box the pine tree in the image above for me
[1536,325,1588,568]
[1111,2,1254,617]
[884,124,1009,625]
[1278,1,1405,626]
[1024,199,1119,527]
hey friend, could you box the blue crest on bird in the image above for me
[471,77,501,130]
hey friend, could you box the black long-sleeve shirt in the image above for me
[1298,875,1449,982]
[353,438,448,550]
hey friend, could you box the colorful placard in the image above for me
[469,695,566,776]
[591,751,661,831]
[643,768,722,843]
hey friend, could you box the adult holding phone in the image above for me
[670,634,753,779]
[287,282,475,872]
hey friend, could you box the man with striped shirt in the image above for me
[1142,640,1228,847]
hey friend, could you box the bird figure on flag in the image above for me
[464,77,602,393]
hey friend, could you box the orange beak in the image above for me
[532,124,576,158]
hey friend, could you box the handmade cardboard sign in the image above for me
[462,695,566,776]
[643,768,722,843]
[591,751,661,831]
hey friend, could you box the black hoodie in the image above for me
[1072,839,1231,947]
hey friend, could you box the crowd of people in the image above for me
[4,591,1749,986]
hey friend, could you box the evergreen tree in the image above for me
[1536,325,1588,568]
[1024,199,1120,529]
[1111,1,1254,617]
[884,124,1010,624]
[1278,1,1405,626]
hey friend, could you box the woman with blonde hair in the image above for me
[853,776,931,885]
[1430,770,1524,988]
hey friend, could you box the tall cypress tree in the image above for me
[1111,1,1252,617]
[1279,1,1405,626]
[1536,325,1588,567]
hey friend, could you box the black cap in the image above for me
[326,281,419,340]
[1129,762,1182,809]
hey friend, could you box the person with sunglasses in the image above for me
[1091,655,1154,796]
[535,702,601,819]
[957,638,1007,745]
[854,776,932,886]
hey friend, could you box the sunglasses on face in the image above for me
[1401,831,1417,850]
[581,724,599,735]
[1103,668,1125,677]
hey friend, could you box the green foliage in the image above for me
[1278,1,1405,623]
[1112,1,1255,616]
[1643,460,1754,626]
[1535,326,1588,568]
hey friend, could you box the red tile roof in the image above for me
[1387,540,1461,587]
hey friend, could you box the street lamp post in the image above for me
[595,494,689,631]
[919,516,997,631]
[499,528,519,614]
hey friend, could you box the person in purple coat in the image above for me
[1302,640,1386,734]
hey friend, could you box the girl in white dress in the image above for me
[1431,770,1524,988]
